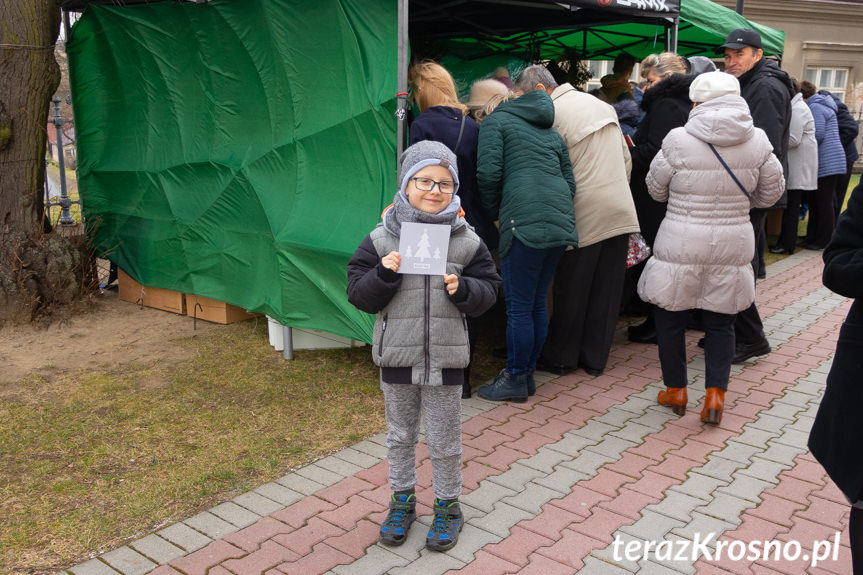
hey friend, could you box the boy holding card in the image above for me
[347,140,500,551]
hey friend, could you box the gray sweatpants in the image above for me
[381,380,463,501]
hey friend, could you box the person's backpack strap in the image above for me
[708,143,751,200]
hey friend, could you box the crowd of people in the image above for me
[345,28,861,568]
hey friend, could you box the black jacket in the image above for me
[409,106,498,250]
[820,89,860,165]
[630,73,694,246]
[808,182,863,503]
[738,58,794,207]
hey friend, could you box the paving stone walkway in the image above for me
[64,249,855,575]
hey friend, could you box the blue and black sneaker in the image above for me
[379,492,416,546]
[426,498,463,551]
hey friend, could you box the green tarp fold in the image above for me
[68,0,398,343]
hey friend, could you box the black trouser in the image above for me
[776,189,810,253]
[834,160,854,221]
[655,307,735,390]
[735,209,767,346]
[851,505,863,575]
[757,221,766,275]
[806,174,839,249]
[543,234,628,372]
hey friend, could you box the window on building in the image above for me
[805,67,848,101]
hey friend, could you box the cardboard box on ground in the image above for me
[118,269,255,324]
[186,294,256,324]
[118,269,186,315]
[117,269,367,349]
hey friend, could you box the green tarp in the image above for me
[68,0,397,342]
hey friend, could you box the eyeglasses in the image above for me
[410,176,455,194]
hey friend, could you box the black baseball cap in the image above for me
[716,28,763,53]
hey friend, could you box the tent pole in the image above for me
[736,0,744,15]
[669,18,679,54]
[397,0,409,160]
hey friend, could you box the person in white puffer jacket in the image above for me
[637,71,785,425]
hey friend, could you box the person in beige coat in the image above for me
[637,71,784,424]
[516,65,640,376]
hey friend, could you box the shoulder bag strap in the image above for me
[708,143,751,200]
[452,114,466,155]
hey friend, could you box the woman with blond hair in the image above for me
[408,61,496,398]
[409,61,495,251]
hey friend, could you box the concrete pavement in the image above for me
[63,249,855,575]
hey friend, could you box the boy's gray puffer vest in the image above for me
[369,223,479,386]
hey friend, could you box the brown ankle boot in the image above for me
[657,387,688,416]
[701,388,725,425]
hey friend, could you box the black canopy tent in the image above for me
[395,0,682,157]
[61,0,783,158]
[406,0,680,39]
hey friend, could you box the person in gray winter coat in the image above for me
[346,140,500,552]
[638,71,784,426]
[771,78,818,255]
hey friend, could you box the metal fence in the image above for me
[44,97,80,227]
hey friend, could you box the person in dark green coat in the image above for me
[475,78,577,403]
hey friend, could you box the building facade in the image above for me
[715,0,863,117]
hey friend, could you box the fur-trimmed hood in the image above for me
[640,74,694,113]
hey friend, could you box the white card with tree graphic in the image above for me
[398,222,450,275]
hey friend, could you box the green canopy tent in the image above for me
[63,0,783,344]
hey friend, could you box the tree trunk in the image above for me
[0,0,88,322]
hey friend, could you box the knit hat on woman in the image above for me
[689,71,741,103]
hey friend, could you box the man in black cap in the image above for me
[717,28,794,363]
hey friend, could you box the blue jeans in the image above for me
[501,238,565,375]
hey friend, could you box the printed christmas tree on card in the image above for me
[398,222,450,275]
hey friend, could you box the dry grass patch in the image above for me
[0,319,386,574]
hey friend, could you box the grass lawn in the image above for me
[45,161,82,227]
[1,308,507,574]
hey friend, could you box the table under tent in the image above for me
[62,0,784,344]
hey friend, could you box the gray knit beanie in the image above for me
[397,140,460,197]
